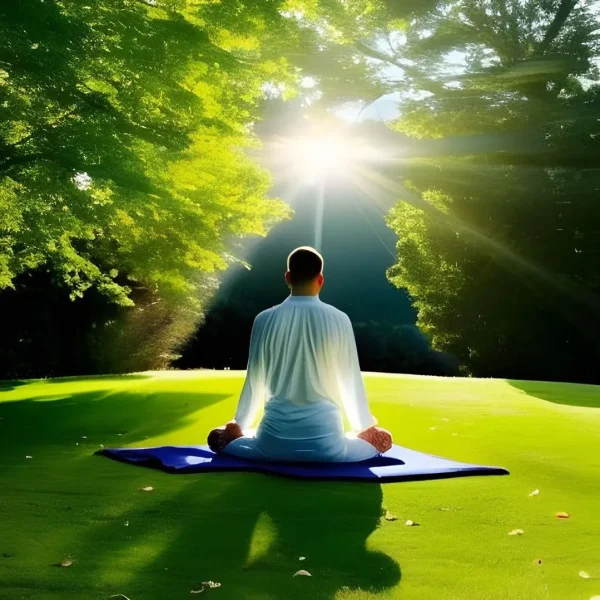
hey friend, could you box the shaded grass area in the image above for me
[509,378,600,408]
[0,372,599,599]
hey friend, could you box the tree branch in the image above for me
[0,153,49,173]
[353,40,421,76]
[538,0,578,55]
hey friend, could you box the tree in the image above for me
[0,0,300,304]
[382,0,600,381]
[0,0,310,375]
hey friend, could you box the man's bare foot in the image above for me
[207,421,244,453]
[358,426,393,454]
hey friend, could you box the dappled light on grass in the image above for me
[244,510,276,570]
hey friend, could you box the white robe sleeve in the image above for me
[234,313,266,432]
[339,315,377,432]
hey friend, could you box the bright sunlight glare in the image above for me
[277,133,384,183]
[290,136,349,177]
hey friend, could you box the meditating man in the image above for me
[207,246,393,462]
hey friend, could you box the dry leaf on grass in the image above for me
[579,571,591,579]
[528,489,540,497]
[405,520,420,526]
[384,511,398,521]
[140,486,153,492]
[556,512,570,519]
[299,557,306,561]
[191,581,221,593]
[60,559,74,567]
[293,570,312,577]
[508,529,524,536]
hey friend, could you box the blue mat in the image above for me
[97,444,508,483]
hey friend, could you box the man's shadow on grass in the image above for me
[88,473,401,600]
[0,377,401,598]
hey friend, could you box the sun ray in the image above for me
[354,165,600,334]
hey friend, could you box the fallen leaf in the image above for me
[556,512,570,519]
[293,570,312,577]
[384,511,398,521]
[405,520,420,526]
[25,455,32,459]
[528,489,540,497]
[140,486,154,492]
[579,571,591,579]
[508,529,524,536]
[191,581,222,593]
[299,557,306,561]
[60,559,74,567]
[82,436,87,439]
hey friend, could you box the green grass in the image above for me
[0,371,599,600]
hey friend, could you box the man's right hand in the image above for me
[357,426,393,454]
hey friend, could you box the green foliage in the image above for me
[381,0,600,380]
[0,0,295,311]
[0,0,314,373]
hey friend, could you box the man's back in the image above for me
[235,295,375,434]
[256,295,350,409]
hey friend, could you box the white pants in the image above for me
[224,397,379,463]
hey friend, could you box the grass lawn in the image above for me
[0,371,599,600]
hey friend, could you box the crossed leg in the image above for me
[208,422,392,457]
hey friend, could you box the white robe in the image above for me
[224,295,379,463]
